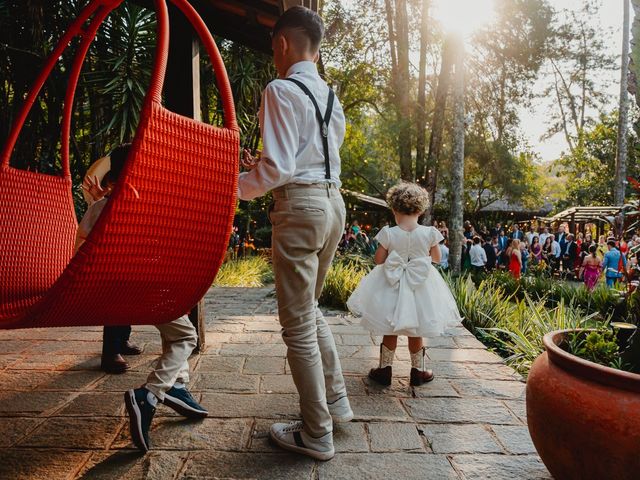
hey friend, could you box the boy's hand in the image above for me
[241,148,262,171]
[82,175,106,202]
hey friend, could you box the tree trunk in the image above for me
[615,0,631,205]
[448,37,466,275]
[423,36,454,224]
[395,0,413,180]
[415,0,430,185]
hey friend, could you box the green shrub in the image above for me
[480,297,602,377]
[565,329,623,370]
[446,273,607,377]
[486,271,627,320]
[214,257,274,288]
[319,258,372,309]
[447,274,515,331]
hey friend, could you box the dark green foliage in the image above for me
[565,329,625,370]
[481,271,627,321]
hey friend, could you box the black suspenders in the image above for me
[283,78,335,180]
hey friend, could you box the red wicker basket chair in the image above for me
[0,0,239,329]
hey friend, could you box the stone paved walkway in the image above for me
[0,287,551,479]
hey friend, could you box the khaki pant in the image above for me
[145,314,197,401]
[270,183,347,438]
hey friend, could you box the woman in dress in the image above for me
[509,238,523,279]
[580,244,602,290]
[597,235,608,260]
[530,236,542,263]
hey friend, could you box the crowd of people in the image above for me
[432,220,639,290]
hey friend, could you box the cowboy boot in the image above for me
[368,344,394,386]
[410,347,434,386]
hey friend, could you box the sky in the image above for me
[517,0,628,162]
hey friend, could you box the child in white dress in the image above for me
[347,182,461,386]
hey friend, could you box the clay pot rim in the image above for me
[544,329,640,393]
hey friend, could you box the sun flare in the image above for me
[433,0,496,37]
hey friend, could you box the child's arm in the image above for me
[430,244,441,264]
[374,245,388,265]
[74,225,89,254]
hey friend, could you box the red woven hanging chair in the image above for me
[0,0,239,329]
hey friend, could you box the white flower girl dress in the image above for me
[347,225,461,337]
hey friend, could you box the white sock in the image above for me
[410,347,426,371]
[173,381,186,390]
[146,391,158,407]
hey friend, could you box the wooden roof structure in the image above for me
[541,206,623,224]
[342,189,389,209]
[136,0,321,53]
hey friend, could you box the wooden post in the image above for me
[164,5,206,352]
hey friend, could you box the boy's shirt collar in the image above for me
[286,60,318,78]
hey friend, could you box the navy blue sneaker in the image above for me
[163,386,208,419]
[124,388,156,452]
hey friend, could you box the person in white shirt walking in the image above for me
[438,239,449,269]
[238,7,352,461]
[469,236,487,274]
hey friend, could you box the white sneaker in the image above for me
[269,421,335,461]
[327,395,354,423]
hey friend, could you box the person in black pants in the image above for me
[483,236,497,271]
[81,145,143,374]
[102,326,142,374]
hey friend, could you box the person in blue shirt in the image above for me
[602,239,627,287]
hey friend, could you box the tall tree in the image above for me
[384,0,413,180]
[449,36,466,275]
[423,35,454,223]
[614,0,631,205]
[555,111,640,208]
[415,0,431,185]
[543,1,617,154]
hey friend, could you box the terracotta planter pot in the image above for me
[527,329,640,480]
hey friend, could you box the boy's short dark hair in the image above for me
[473,236,481,244]
[272,6,324,52]
[607,239,617,248]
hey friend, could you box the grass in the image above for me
[213,256,274,288]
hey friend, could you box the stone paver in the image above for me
[0,286,548,479]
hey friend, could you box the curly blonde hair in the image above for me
[386,182,430,215]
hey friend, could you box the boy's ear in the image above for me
[275,33,288,55]
[313,51,320,63]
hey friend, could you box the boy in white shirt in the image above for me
[239,6,352,461]
[469,236,487,274]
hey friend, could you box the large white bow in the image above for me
[383,251,432,332]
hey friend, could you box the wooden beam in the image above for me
[163,4,206,352]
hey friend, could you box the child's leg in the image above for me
[408,336,424,354]
[145,315,197,402]
[382,335,398,350]
[408,336,434,386]
[369,336,397,386]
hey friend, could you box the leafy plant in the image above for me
[479,297,602,377]
[213,257,273,288]
[319,258,371,309]
[565,329,624,370]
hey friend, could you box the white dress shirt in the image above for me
[469,244,487,267]
[552,240,561,258]
[539,232,550,245]
[439,244,449,268]
[238,61,346,200]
